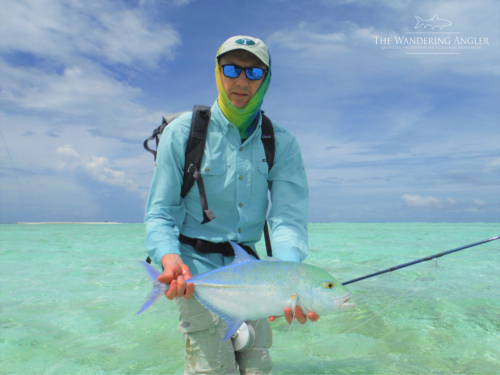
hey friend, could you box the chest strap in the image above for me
[179,234,260,260]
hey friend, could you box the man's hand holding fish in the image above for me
[159,254,194,300]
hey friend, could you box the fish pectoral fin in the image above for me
[222,317,244,342]
[194,292,244,342]
[287,293,298,332]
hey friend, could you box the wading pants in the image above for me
[176,296,273,374]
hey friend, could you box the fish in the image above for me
[136,242,355,341]
[414,15,452,30]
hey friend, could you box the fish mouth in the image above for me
[338,293,355,310]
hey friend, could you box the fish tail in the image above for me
[135,261,168,316]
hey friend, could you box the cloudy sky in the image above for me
[1,0,498,223]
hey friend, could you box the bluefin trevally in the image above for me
[136,242,355,341]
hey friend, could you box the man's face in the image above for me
[218,53,267,109]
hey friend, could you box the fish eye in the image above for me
[321,282,335,289]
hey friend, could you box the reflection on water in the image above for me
[1,223,499,374]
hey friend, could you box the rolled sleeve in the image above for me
[144,119,189,266]
[268,129,309,263]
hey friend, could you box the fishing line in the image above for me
[271,246,499,351]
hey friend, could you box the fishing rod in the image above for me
[342,235,500,286]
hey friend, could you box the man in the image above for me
[145,36,318,374]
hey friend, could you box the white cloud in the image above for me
[0,0,178,142]
[169,0,195,5]
[56,145,139,193]
[489,157,500,166]
[0,0,180,68]
[0,60,143,118]
[472,198,487,206]
[402,194,444,209]
[85,156,133,188]
[402,194,489,211]
[267,21,373,59]
[56,144,80,157]
[139,0,194,6]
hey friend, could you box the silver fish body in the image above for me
[137,242,354,340]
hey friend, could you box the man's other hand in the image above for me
[268,306,320,324]
[159,254,195,300]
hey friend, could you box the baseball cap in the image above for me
[216,36,269,67]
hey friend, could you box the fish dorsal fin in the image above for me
[229,241,253,263]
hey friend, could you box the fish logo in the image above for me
[414,14,452,30]
[235,38,256,46]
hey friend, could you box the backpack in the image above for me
[143,105,275,262]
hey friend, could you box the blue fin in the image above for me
[223,317,244,342]
[229,241,253,263]
[140,260,162,281]
[135,261,168,316]
[194,291,243,341]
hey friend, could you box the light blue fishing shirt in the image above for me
[144,100,309,275]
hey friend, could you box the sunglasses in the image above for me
[221,64,268,81]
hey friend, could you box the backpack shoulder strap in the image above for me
[181,105,211,198]
[181,105,215,225]
[260,112,275,171]
[260,111,275,257]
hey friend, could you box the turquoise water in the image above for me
[1,223,499,374]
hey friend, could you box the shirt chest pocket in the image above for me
[251,161,270,203]
[199,162,227,194]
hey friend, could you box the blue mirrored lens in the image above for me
[223,65,241,78]
[245,67,264,80]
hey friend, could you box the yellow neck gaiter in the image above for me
[215,52,271,139]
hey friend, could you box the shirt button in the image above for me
[239,147,243,151]
[238,228,242,233]
[230,124,234,128]
[155,163,157,167]
[238,203,243,207]
[205,167,210,172]
[238,175,243,180]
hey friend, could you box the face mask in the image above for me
[215,48,271,139]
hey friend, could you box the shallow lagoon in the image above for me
[1,223,499,374]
